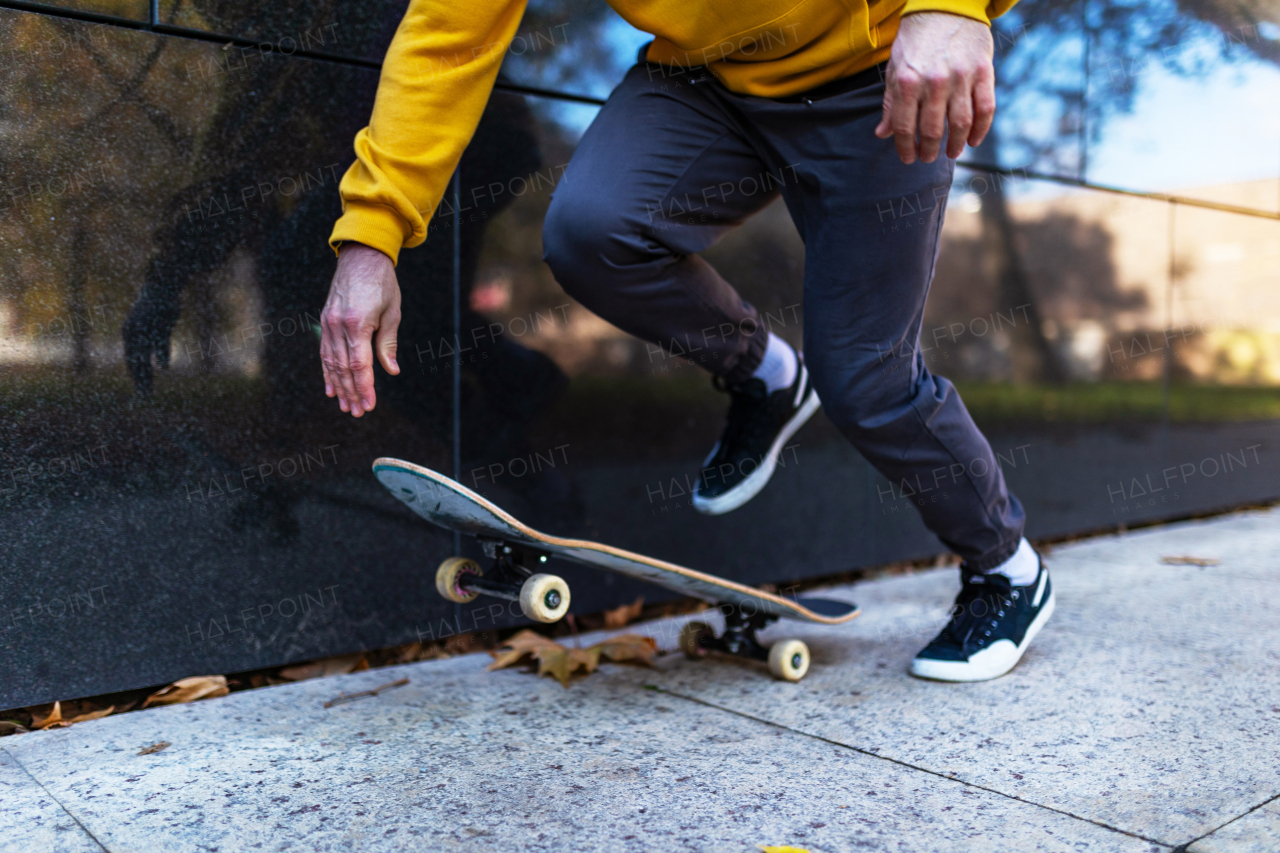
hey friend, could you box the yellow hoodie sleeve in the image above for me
[900,0,1018,26]
[329,0,528,265]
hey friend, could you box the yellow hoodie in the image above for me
[329,0,1017,264]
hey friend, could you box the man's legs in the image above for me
[543,60,1050,679]
[706,66,1023,569]
[705,66,1051,680]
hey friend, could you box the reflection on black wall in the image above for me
[157,0,404,62]
[0,5,655,711]
[0,8,574,709]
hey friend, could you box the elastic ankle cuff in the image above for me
[721,325,769,385]
[962,537,1023,573]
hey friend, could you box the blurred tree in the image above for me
[507,0,630,95]
[0,13,207,374]
[931,209,1148,380]
[969,0,1278,382]
[1178,0,1280,66]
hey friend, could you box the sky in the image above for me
[1086,59,1280,196]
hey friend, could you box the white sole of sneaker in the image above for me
[909,587,1056,683]
[692,386,822,516]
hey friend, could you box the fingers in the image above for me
[968,66,996,148]
[874,77,896,139]
[916,70,950,163]
[322,311,358,414]
[888,68,923,164]
[375,305,401,377]
[884,68,993,163]
[333,329,360,416]
[319,244,401,418]
[945,81,974,160]
[880,13,997,163]
[320,322,337,402]
[343,312,377,416]
[320,293,345,411]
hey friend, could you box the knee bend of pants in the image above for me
[807,352,914,438]
[542,191,659,299]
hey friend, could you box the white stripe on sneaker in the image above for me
[1032,565,1047,607]
[693,385,821,516]
[792,364,808,408]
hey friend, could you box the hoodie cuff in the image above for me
[901,0,993,26]
[329,201,412,266]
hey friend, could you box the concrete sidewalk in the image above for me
[2,508,1277,852]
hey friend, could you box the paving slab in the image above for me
[1,657,1157,853]
[1045,509,1279,586]
[0,748,102,852]
[1,507,1275,852]
[642,507,1280,846]
[1190,797,1280,853]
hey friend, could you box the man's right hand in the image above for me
[320,243,402,417]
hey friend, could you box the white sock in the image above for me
[752,332,798,393]
[989,538,1040,586]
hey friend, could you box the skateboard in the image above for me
[373,458,859,681]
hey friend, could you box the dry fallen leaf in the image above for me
[487,629,564,670]
[31,701,65,730]
[279,654,368,682]
[142,676,230,708]
[27,701,117,729]
[534,645,601,687]
[394,642,424,664]
[65,705,115,725]
[489,630,659,687]
[593,634,658,667]
[603,596,645,629]
[138,741,171,755]
[0,720,29,736]
[1160,555,1220,567]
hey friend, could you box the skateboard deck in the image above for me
[373,457,859,625]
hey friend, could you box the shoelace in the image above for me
[944,573,1020,648]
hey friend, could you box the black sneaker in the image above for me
[911,559,1055,682]
[692,359,821,515]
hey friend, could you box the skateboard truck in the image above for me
[434,539,571,623]
[680,606,811,682]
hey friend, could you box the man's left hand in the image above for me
[875,12,996,165]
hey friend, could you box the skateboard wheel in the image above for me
[679,621,714,659]
[519,574,570,623]
[436,557,482,604]
[768,639,810,682]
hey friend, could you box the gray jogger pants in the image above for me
[541,62,1025,570]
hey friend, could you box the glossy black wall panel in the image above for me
[0,9,460,710]
[156,0,405,63]
[0,9,707,712]
[17,0,147,21]
[151,0,642,97]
